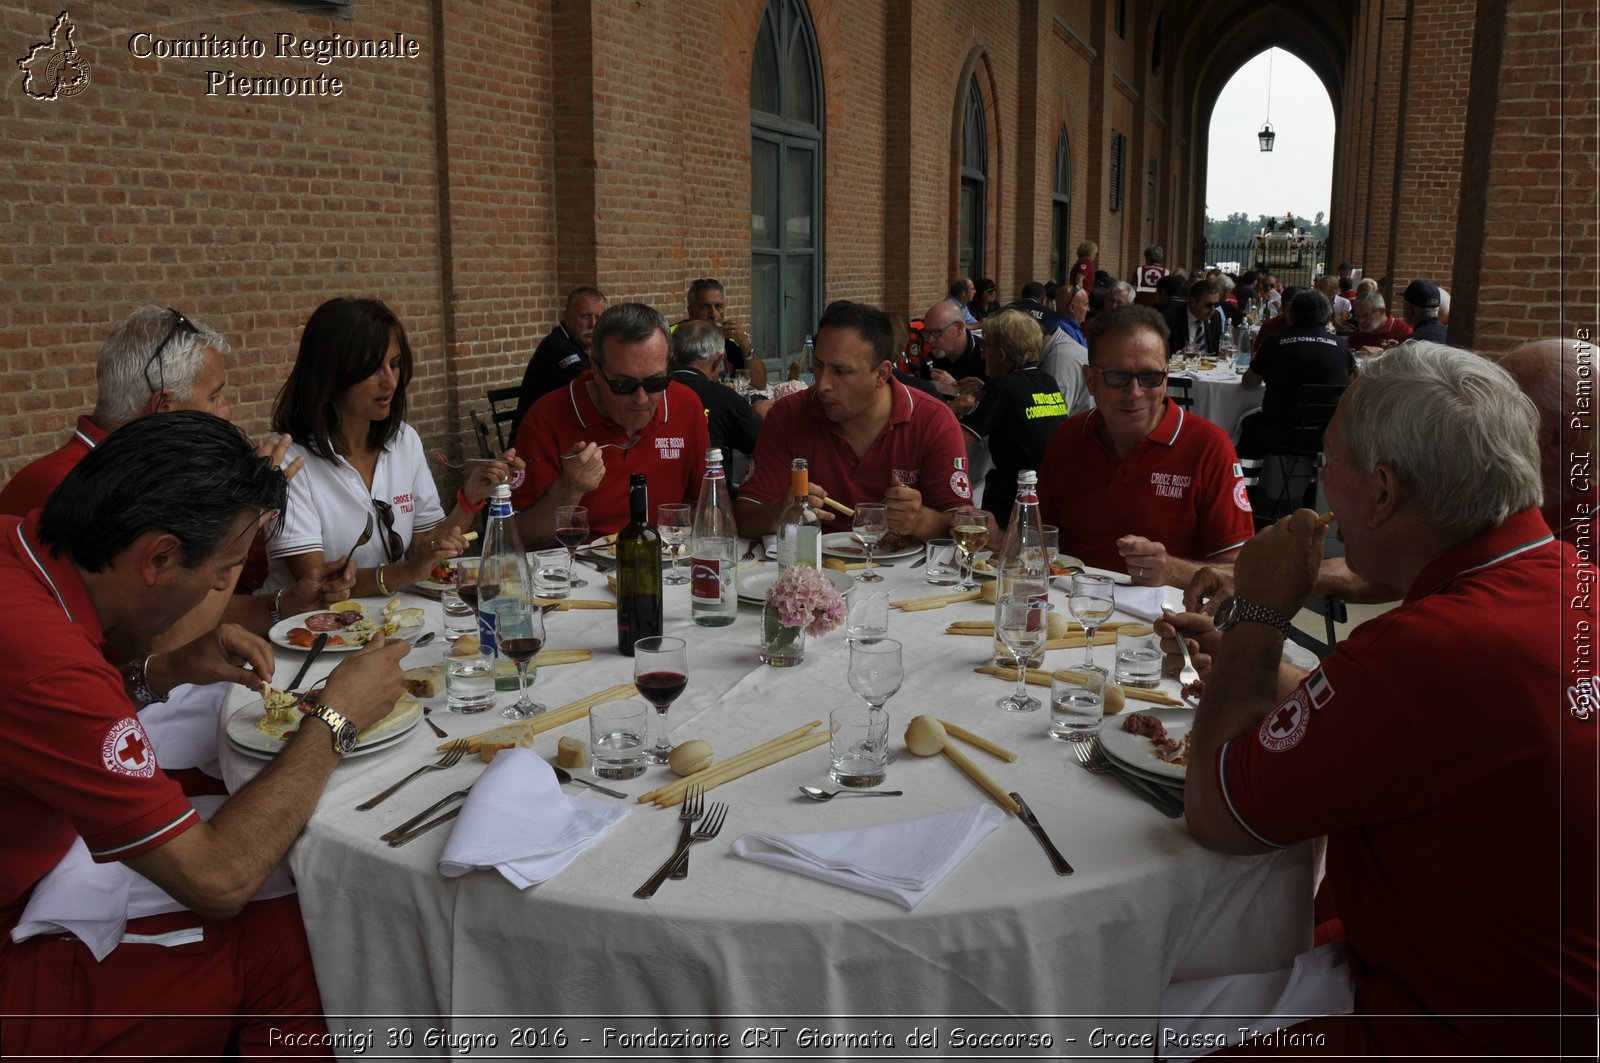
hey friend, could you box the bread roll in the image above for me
[557,736,586,769]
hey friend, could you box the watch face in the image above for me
[335,722,359,753]
[1215,597,1239,629]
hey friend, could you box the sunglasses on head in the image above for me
[594,363,671,395]
[1092,367,1167,389]
[143,308,199,395]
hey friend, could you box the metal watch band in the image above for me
[1223,596,1294,635]
[303,703,355,755]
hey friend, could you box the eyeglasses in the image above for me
[1091,367,1167,389]
[920,323,958,341]
[143,308,199,396]
[372,498,405,564]
[594,362,671,395]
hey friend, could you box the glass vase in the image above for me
[758,599,807,667]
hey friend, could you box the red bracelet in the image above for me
[457,488,486,514]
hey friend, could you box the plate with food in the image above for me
[413,560,459,594]
[1099,707,1192,782]
[581,533,620,560]
[737,565,854,606]
[269,598,427,652]
[225,686,423,759]
[820,532,923,562]
[971,553,1084,577]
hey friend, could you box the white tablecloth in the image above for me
[1171,367,1261,443]
[218,558,1315,1057]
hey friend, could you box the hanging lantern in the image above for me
[1258,122,1276,152]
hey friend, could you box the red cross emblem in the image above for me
[101,717,157,778]
[1268,703,1300,737]
[1258,689,1311,753]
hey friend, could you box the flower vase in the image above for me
[759,598,807,666]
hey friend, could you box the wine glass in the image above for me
[453,557,482,615]
[658,504,693,586]
[949,505,989,591]
[1067,573,1116,671]
[851,502,888,583]
[996,595,1050,712]
[633,636,687,765]
[494,601,546,719]
[848,638,904,762]
[554,505,590,589]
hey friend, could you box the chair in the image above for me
[1252,382,1346,526]
[485,386,521,452]
[1166,375,1194,409]
[469,409,495,459]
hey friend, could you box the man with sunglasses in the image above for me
[1161,278,1225,357]
[1039,305,1254,587]
[512,303,709,546]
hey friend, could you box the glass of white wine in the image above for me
[996,595,1050,711]
[1067,573,1116,671]
[950,506,989,591]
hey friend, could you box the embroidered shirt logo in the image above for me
[950,468,972,499]
[1257,688,1310,752]
[102,717,156,778]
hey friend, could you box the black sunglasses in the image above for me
[1092,367,1167,390]
[371,498,405,564]
[143,308,199,396]
[594,362,671,395]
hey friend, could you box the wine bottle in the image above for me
[476,484,529,671]
[616,473,663,656]
[775,458,821,571]
[690,448,738,627]
[993,470,1049,668]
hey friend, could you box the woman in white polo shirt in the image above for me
[264,297,518,597]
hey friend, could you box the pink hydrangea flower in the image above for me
[766,565,846,637]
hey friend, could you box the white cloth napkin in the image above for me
[761,534,778,560]
[730,803,1005,909]
[1054,577,1171,621]
[141,681,229,775]
[12,795,296,960]
[437,748,629,889]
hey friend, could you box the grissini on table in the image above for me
[938,720,1018,763]
[904,716,1019,815]
[440,682,637,754]
[638,721,823,804]
[973,666,1181,708]
[891,589,983,611]
[648,731,832,807]
[532,599,615,610]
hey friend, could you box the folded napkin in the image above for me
[761,534,778,560]
[1053,577,1170,622]
[141,681,229,775]
[730,803,1005,909]
[438,748,629,888]
[13,795,296,960]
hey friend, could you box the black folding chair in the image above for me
[1166,376,1194,409]
[1253,382,1346,525]
[485,386,521,452]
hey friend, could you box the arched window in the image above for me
[1051,128,1072,284]
[960,77,987,280]
[751,0,822,369]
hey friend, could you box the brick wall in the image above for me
[2,0,1591,492]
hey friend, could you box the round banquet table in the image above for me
[1169,366,1261,443]
[219,553,1315,1058]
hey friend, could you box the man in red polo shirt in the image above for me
[1039,304,1253,587]
[1184,344,1597,1056]
[1347,291,1412,353]
[512,302,708,546]
[0,412,408,1058]
[736,301,970,540]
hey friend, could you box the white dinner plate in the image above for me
[1100,706,1192,782]
[738,566,855,605]
[225,698,422,760]
[819,532,923,561]
[971,553,1083,578]
[269,603,426,653]
[583,533,620,559]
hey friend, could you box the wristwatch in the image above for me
[302,703,359,756]
[1214,595,1294,635]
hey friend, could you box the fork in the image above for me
[668,785,705,880]
[349,511,376,556]
[561,436,641,459]
[1074,739,1184,819]
[357,739,468,811]
[741,539,760,561]
[430,450,506,471]
[634,803,728,898]
[1161,604,1201,689]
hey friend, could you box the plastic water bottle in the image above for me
[690,448,738,627]
[798,335,815,387]
[992,470,1049,668]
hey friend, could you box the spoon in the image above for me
[408,631,437,647]
[553,765,629,799]
[797,786,905,801]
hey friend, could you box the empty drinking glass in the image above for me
[996,595,1050,712]
[851,502,888,582]
[1067,573,1116,670]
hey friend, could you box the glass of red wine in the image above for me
[494,600,546,719]
[632,635,687,764]
[554,504,590,589]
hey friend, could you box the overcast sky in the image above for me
[1206,49,1335,223]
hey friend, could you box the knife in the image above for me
[381,786,473,841]
[286,632,329,695]
[386,806,461,847]
[1009,791,1073,875]
[1105,766,1186,819]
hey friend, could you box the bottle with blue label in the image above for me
[476,484,529,674]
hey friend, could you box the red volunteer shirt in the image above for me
[1038,400,1253,572]
[511,372,708,535]
[1347,315,1413,350]
[0,415,107,516]
[0,514,198,931]
[739,380,972,512]
[1216,509,1598,1055]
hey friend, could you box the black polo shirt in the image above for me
[669,365,763,458]
[1250,326,1355,434]
[961,365,1070,523]
[513,324,588,437]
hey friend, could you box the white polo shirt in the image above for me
[263,423,447,592]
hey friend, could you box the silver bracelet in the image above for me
[124,655,167,707]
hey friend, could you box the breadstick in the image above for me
[652,732,832,806]
[973,666,1183,706]
[822,558,868,572]
[531,648,592,666]
[891,589,982,611]
[443,682,636,753]
[532,599,615,610]
[821,497,855,518]
[938,720,1018,763]
[1315,512,1337,529]
[638,720,822,803]
[941,741,1020,815]
[461,531,479,542]
[1041,632,1118,651]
